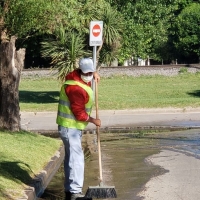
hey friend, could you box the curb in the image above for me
[31,125,200,136]
[18,146,64,200]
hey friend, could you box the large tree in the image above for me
[0,0,124,131]
[0,0,77,131]
[117,0,179,64]
[175,2,200,63]
[108,0,198,64]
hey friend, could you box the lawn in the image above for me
[0,130,62,199]
[19,72,200,111]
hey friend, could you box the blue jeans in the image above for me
[58,125,84,193]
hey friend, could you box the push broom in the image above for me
[85,81,117,199]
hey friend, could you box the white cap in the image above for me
[79,58,94,73]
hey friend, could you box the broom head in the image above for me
[85,185,117,199]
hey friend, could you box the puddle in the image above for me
[39,129,200,200]
[153,129,200,157]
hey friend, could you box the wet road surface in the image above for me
[40,129,200,200]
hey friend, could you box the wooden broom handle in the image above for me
[95,81,103,183]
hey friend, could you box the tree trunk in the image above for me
[0,36,25,131]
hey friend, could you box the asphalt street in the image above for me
[20,108,200,132]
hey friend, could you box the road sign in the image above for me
[92,24,101,37]
[90,21,103,46]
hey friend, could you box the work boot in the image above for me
[70,193,92,200]
[65,191,72,200]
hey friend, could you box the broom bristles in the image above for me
[85,186,117,198]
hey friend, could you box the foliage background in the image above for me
[1,0,199,71]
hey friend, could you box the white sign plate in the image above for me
[89,21,103,46]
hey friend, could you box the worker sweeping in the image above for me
[56,58,101,200]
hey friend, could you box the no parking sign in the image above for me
[89,21,103,46]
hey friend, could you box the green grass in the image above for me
[19,77,61,111]
[0,130,62,199]
[98,73,200,109]
[19,73,200,111]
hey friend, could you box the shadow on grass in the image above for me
[19,91,59,103]
[0,160,36,199]
[187,90,200,98]
[0,161,33,185]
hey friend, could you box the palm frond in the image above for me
[41,27,91,82]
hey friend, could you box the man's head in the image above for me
[79,58,94,83]
[79,58,94,73]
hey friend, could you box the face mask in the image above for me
[81,74,93,83]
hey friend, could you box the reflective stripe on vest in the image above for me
[56,80,93,130]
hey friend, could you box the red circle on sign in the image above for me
[92,24,101,37]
